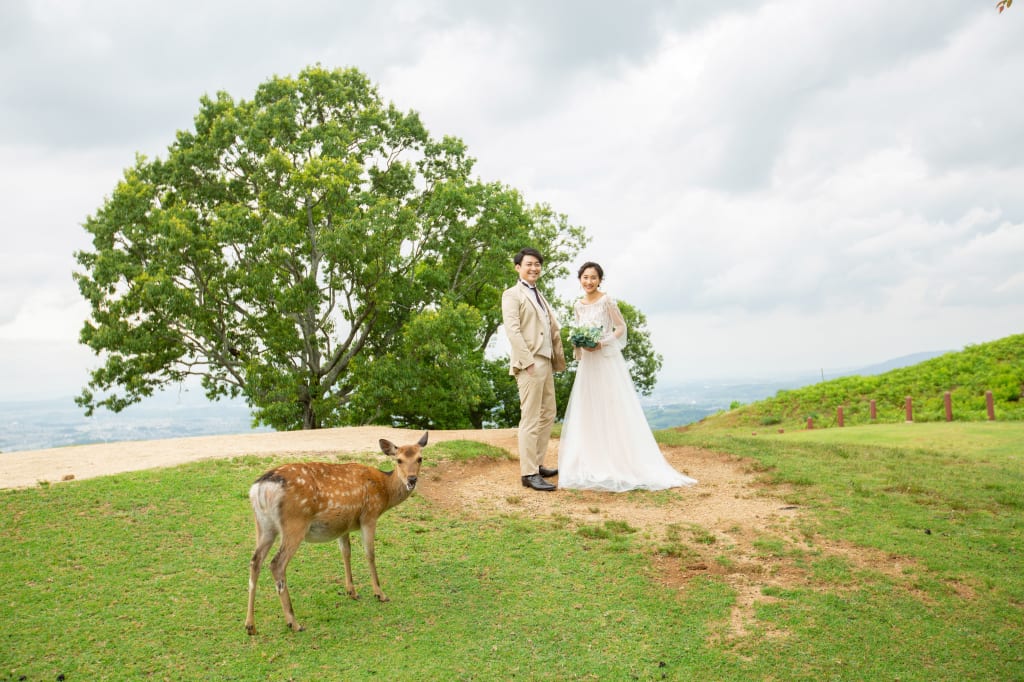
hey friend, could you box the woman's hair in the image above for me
[577,261,604,281]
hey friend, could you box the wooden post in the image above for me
[806,417,813,430]
[869,400,877,420]
[905,396,913,422]
[837,406,844,427]
[986,391,995,421]
[944,391,953,422]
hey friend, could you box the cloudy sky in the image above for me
[1,0,1022,403]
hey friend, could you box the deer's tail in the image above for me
[249,471,287,533]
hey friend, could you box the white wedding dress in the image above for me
[557,295,697,492]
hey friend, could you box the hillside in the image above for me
[691,333,1024,430]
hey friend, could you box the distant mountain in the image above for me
[834,350,953,378]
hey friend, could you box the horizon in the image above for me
[0,345,958,406]
[0,345,964,454]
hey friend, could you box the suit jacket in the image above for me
[501,281,567,375]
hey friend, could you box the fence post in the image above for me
[905,396,913,422]
[944,391,953,422]
[837,406,844,427]
[806,417,813,430]
[869,399,877,420]
[986,391,996,421]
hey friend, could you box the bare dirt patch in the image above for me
[420,443,801,537]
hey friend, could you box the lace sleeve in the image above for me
[573,299,584,361]
[603,297,628,350]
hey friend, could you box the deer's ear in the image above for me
[418,432,429,447]
[379,439,398,456]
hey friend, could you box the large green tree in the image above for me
[74,65,587,430]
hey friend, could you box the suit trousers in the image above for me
[515,355,556,476]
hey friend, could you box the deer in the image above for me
[244,432,427,635]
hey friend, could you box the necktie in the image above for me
[526,283,543,306]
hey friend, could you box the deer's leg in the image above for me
[245,519,277,635]
[269,521,307,632]
[360,521,388,602]
[338,533,358,599]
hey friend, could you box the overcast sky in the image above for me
[1,0,1022,402]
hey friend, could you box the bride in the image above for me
[557,262,697,492]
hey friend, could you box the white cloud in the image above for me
[0,0,1022,401]
[0,289,89,341]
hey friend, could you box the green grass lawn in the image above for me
[756,421,1023,458]
[2,426,1022,680]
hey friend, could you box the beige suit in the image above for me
[501,281,566,476]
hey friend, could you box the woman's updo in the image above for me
[577,261,604,281]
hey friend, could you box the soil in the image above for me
[1,426,906,639]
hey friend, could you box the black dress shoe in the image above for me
[538,466,558,478]
[521,474,556,491]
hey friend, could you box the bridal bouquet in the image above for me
[569,324,603,348]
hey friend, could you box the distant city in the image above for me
[0,351,948,453]
[0,392,271,453]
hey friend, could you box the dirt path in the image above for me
[0,426,516,490]
[2,426,900,638]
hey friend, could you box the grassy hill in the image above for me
[693,333,1024,430]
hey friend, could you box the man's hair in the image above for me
[514,247,544,265]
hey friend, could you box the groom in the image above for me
[501,247,566,492]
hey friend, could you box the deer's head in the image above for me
[379,431,427,491]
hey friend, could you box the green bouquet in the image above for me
[569,325,603,348]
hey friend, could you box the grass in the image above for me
[660,423,1024,676]
[2,427,1023,680]
[428,439,515,463]
[754,420,1023,459]
[1,455,734,681]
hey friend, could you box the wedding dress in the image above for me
[557,295,697,492]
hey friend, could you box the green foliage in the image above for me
[345,303,491,429]
[74,65,587,431]
[709,333,1024,429]
[479,357,521,428]
[616,300,664,396]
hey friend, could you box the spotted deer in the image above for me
[244,432,427,635]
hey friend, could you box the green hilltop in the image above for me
[691,333,1024,430]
